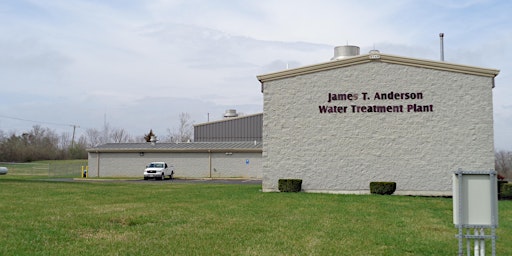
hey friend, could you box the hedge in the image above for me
[501,183,512,200]
[370,182,396,195]
[498,180,508,200]
[278,179,302,192]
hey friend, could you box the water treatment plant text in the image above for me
[320,91,433,113]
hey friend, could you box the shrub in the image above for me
[498,180,508,200]
[501,183,512,200]
[278,179,302,192]
[370,182,397,195]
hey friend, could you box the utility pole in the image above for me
[71,124,80,148]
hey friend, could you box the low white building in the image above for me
[87,142,262,178]
[87,113,263,179]
[257,47,499,195]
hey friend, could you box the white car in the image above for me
[143,162,174,180]
[0,167,7,175]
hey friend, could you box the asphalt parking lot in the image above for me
[137,178,262,185]
[67,178,262,185]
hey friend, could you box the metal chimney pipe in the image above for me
[439,33,445,61]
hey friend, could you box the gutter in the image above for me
[96,150,100,177]
[87,148,262,154]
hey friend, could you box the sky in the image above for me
[0,0,511,149]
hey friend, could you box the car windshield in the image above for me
[149,163,164,168]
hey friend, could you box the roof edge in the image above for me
[87,148,262,153]
[380,54,500,77]
[257,53,500,83]
[194,112,263,127]
[257,55,370,83]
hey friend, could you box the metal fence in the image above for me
[49,161,88,177]
[0,161,88,178]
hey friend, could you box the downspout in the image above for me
[96,151,100,177]
[208,150,212,178]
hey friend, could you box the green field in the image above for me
[1,175,510,255]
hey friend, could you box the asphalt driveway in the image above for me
[64,178,262,185]
[138,178,262,185]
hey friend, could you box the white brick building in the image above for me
[257,48,499,195]
[87,113,263,179]
[87,142,262,179]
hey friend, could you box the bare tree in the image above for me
[166,112,193,142]
[495,150,512,180]
[0,122,141,161]
[59,132,71,149]
[85,128,103,147]
[0,125,106,161]
[0,126,60,161]
[111,128,130,143]
[133,135,147,143]
[86,125,136,146]
[68,135,88,159]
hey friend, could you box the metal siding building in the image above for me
[194,113,262,142]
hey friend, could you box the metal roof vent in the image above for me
[224,109,238,118]
[150,135,157,146]
[330,45,360,61]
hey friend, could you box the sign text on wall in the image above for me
[319,91,434,114]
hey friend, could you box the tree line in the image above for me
[0,113,193,162]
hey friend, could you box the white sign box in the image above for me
[453,171,498,226]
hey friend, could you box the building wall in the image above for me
[88,151,262,179]
[262,61,494,195]
[194,114,263,142]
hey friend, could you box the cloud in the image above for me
[0,0,511,149]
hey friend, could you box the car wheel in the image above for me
[170,171,174,180]
[144,177,148,180]
[161,173,165,180]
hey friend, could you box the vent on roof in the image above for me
[368,49,381,59]
[150,135,157,146]
[224,109,238,118]
[330,45,360,61]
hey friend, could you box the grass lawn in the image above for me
[0,177,510,255]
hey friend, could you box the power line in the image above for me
[0,114,77,128]
[0,114,83,145]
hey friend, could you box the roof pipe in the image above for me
[439,33,445,61]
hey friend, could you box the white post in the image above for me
[480,228,486,256]
[474,229,480,256]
